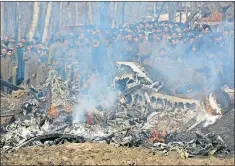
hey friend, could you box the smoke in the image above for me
[72,73,118,124]
[72,21,234,124]
[150,21,234,96]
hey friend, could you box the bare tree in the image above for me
[16,2,21,41]
[1,2,4,39]
[28,2,40,39]
[153,3,156,19]
[111,2,118,28]
[185,2,188,21]
[217,2,234,22]
[121,2,125,24]
[75,2,79,24]
[59,2,63,28]
[116,2,121,27]
[42,2,53,43]
[156,2,166,22]
[185,2,199,23]
[88,2,92,24]
[168,2,176,22]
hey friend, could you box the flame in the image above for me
[147,130,167,143]
[48,105,58,117]
[204,95,218,115]
[87,113,94,125]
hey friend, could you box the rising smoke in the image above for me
[150,22,234,97]
[72,73,118,124]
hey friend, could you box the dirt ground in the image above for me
[1,142,234,165]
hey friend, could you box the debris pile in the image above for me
[1,62,234,158]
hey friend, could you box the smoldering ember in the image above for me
[0,1,234,165]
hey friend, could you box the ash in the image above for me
[1,62,234,157]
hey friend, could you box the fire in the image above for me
[147,130,167,143]
[153,130,167,143]
[87,113,94,125]
[48,105,58,117]
[204,95,218,115]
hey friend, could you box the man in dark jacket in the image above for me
[16,41,25,85]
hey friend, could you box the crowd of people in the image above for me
[1,20,234,94]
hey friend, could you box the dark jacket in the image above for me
[16,46,25,80]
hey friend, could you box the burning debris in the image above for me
[1,62,234,158]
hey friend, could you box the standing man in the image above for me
[48,36,68,80]
[8,47,18,85]
[8,37,17,50]
[137,32,151,64]
[36,56,48,88]
[16,41,25,85]
[1,48,13,93]
[23,45,32,87]
[111,32,126,62]
[29,47,39,87]
[1,47,12,81]
[124,33,139,62]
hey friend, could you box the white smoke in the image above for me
[72,73,118,124]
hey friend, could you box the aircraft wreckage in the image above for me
[1,62,234,157]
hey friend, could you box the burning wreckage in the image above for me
[1,62,234,158]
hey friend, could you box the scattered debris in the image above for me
[1,62,234,158]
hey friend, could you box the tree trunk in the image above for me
[75,2,78,24]
[179,2,182,23]
[169,3,176,22]
[156,2,166,22]
[88,2,92,24]
[121,2,125,24]
[14,2,18,40]
[85,2,88,25]
[17,2,21,41]
[5,3,8,35]
[155,2,157,16]
[186,2,198,23]
[116,2,120,27]
[100,2,109,28]
[42,2,52,43]
[28,2,40,39]
[221,6,230,22]
[153,3,156,20]
[185,2,188,21]
[112,2,118,28]
[1,2,4,39]
[59,2,62,28]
